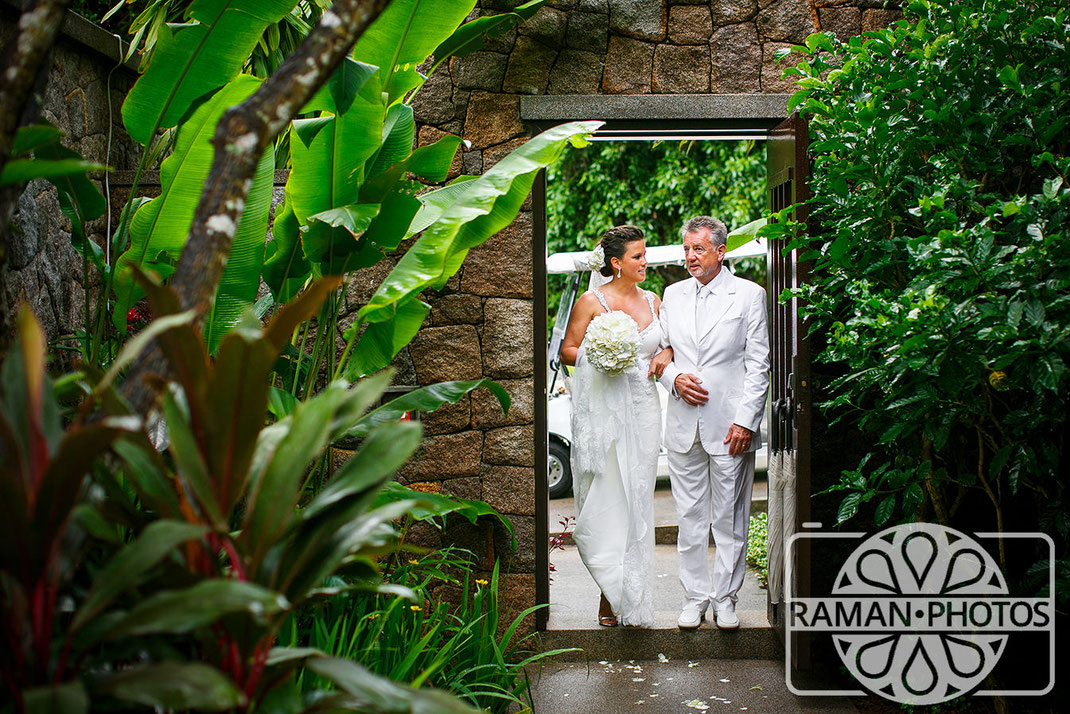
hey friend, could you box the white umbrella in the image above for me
[766,449,784,604]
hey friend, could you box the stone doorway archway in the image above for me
[524,94,798,658]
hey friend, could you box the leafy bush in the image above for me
[746,512,769,589]
[780,0,1069,592]
[545,139,766,327]
[546,140,766,253]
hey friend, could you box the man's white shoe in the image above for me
[677,606,705,630]
[714,608,740,630]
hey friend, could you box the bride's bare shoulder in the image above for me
[575,291,601,309]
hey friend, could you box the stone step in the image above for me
[537,610,782,661]
[527,657,858,714]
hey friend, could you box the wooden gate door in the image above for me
[764,113,812,664]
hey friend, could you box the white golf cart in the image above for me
[545,234,767,499]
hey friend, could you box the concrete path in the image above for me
[547,544,767,631]
[531,473,845,712]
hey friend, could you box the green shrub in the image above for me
[746,512,769,589]
[778,0,1069,596]
[545,140,766,329]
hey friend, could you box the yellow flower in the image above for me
[408,559,420,565]
[410,604,422,611]
[367,613,379,620]
[988,370,1009,391]
[475,579,489,586]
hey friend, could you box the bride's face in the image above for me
[614,239,647,282]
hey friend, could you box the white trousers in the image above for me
[667,427,755,613]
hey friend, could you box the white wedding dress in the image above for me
[570,288,660,626]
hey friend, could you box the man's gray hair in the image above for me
[681,215,727,248]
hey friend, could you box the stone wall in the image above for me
[0,4,141,356]
[403,0,902,635]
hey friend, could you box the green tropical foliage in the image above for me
[780,0,1069,596]
[746,512,769,589]
[282,553,574,712]
[546,140,766,254]
[1,285,510,712]
[3,0,589,711]
[106,0,589,386]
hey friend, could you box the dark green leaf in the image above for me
[988,445,1014,480]
[109,579,288,638]
[874,495,896,525]
[72,520,208,633]
[11,123,63,156]
[431,0,545,66]
[837,492,862,524]
[22,682,87,714]
[305,421,423,519]
[268,386,299,420]
[373,481,515,540]
[0,158,106,185]
[342,297,430,379]
[347,379,510,439]
[94,662,244,711]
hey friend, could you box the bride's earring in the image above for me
[616,266,622,279]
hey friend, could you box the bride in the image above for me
[560,225,671,627]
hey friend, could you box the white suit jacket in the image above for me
[657,269,770,455]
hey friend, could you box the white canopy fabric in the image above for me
[547,237,767,275]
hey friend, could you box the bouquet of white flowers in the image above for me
[583,311,640,375]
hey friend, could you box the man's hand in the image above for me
[723,423,753,457]
[648,348,673,379]
[674,374,709,406]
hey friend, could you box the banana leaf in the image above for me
[356,121,602,326]
[113,75,273,339]
[121,0,296,145]
[346,379,510,439]
[351,0,477,104]
[430,0,546,72]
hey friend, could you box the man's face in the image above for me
[682,228,725,284]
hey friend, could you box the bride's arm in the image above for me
[560,293,599,366]
[647,295,672,377]
[648,347,673,378]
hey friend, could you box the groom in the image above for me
[656,216,770,630]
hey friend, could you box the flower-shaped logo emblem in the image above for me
[832,523,1007,705]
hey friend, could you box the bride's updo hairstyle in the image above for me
[598,225,644,278]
